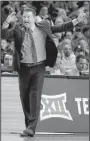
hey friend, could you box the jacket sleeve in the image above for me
[51,21,74,34]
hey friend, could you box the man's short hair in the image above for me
[74,45,84,53]
[58,39,71,51]
[62,39,71,48]
[76,54,88,63]
[82,26,89,34]
[1,1,9,8]
[20,1,27,7]
[22,7,36,15]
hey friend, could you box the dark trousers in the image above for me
[18,63,45,133]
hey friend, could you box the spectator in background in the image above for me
[1,39,7,64]
[78,39,89,50]
[78,39,89,60]
[82,26,89,44]
[65,55,89,76]
[79,1,89,20]
[49,50,63,75]
[68,1,79,19]
[4,53,13,67]
[78,2,89,27]
[1,53,13,73]
[1,38,10,64]
[53,16,64,47]
[65,30,74,41]
[58,38,71,54]
[55,15,64,25]
[19,2,29,14]
[36,6,48,22]
[72,26,86,50]
[74,45,89,61]
[2,38,14,54]
[16,2,29,25]
[35,3,54,25]
[60,39,76,75]
[57,8,71,22]
[84,1,89,20]
[1,38,9,51]
[52,1,64,9]
[74,46,86,57]
[76,55,89,75]
[69,1,78,12]
[1,1,15,25]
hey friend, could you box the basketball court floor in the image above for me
[1,133,89,141]
[1,76,89,141]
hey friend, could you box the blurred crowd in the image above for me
[1,1,89,76]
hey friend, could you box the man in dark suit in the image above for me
[2,8,85,137]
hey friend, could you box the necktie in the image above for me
[27,28,37,64]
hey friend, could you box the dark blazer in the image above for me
[2,21,74,72]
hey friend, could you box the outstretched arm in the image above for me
[51,13,86,34]
[51,21,73,34]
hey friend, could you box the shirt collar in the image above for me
[30,24,36,32]
[21,24,36,32]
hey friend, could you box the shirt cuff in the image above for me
[72,19,78,26]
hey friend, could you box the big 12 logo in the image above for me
[40,93,73,121]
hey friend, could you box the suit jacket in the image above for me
[2,21,74,72]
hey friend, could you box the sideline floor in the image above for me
[1,76,89,141]
[1,133,89,141]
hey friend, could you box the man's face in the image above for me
[63,44,72,57]
[40,7,48,16]
[72,2,78,10]
[4,54,13,66]
[55,17,63,26]
[79,40,88,50]
[84,1,89,14]
[58,9,66,18]
[20,4,28,13]
[23,11,35,28]
[1,39,8,50]
[76,58,88,71]
[75,48,86,57]
[75,28,82,38]
[66,31,73,40]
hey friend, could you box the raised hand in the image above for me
[2,12,17,29]
[5,12,17,24]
